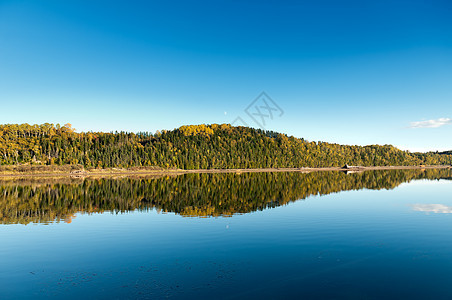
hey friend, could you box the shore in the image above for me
[0,164,450,178]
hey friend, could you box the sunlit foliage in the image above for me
[0,123,451,168]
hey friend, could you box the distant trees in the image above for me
[0,123,451,168]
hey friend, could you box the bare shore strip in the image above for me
[0,164,450,179]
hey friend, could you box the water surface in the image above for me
[1,169,452,299]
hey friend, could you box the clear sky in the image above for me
[1,0,451,151]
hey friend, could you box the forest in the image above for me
[0,123,451,169]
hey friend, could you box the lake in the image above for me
[1,169,452,299]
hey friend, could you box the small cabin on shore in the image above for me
[343,164,361,169]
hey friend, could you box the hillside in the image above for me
[0,123,451,169]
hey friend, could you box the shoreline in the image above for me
[0,165,450,179]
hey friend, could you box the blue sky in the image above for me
[0,0,451,151]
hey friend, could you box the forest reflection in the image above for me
[1,169,451,224]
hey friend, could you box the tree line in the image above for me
[0,123,451,169]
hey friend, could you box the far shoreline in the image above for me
[0,165,450,179]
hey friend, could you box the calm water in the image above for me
[1,169,452,299]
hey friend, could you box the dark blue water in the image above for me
[1,171,452,299]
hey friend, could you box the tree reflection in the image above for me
[1,169,451,224]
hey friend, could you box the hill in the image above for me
[0,123,451,169]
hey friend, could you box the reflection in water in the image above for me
[1,169,451,224]
[412,204,452,214]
